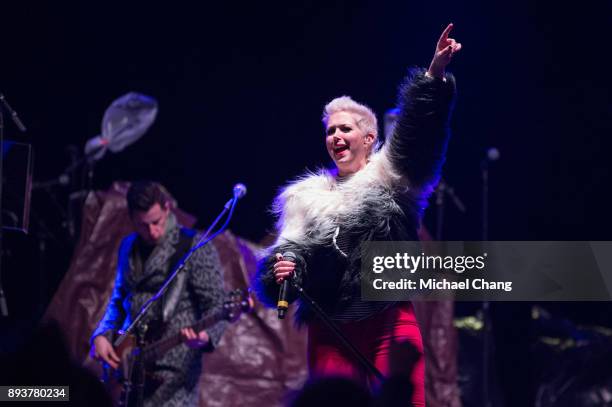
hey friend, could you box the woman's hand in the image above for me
[428,23,462,80]
[274,253,295,284]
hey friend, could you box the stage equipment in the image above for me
[0,92,28,317]
[33,92,158,241]
[434,179,466,240]
[481,146,500,407]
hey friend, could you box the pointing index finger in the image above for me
[438,23,454,44]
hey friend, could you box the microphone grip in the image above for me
[277,251,297,320]
[277,280,290,319]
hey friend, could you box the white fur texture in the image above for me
[272,146,405,246]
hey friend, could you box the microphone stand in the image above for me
[0,92,28,317]
[288,278,386,382]
[481,159,492,407]
[435,183,445,241]
[34,146,109,241]
[435,178,466,240]
[0,103,6,317]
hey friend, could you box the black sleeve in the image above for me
[386,67,457,192]
[253,242,307,308]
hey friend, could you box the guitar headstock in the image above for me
[222,289,253,323]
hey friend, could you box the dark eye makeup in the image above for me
[326,125,352,136]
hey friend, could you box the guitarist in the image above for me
[89,181,228,406]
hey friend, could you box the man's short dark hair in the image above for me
[127,181,169,215]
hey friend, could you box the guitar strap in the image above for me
[128,227,197,324]
[161,228,197,322]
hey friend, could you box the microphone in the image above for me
[486,147,500,162]
[481,147,500,170]
[233,183,247,200]
[277,251,296,319]
[32,174,70,190]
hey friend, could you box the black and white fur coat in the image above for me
[255,68,456,323]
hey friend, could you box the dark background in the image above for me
[3,1,611,242]
[1,0,611,401]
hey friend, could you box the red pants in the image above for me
[307,302,425,407]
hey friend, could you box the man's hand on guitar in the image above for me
[91,335,120,369]
[181,327,210,349]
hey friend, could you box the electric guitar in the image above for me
[105,289,252,406]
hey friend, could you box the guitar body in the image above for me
[104,333,163,407]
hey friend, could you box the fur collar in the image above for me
[271,147,406,246]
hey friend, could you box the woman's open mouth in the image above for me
[334,145,349,157]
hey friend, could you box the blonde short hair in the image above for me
[322,96,380,153]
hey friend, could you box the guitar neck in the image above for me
[143,309,224,363]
